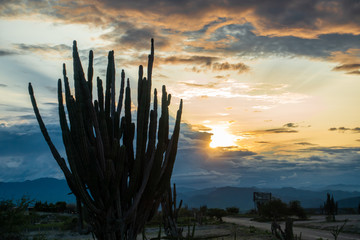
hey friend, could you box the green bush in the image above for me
[258,198,307,220]
[226,206,239,215]
[0,197,32,240]
[207,208,227,222]
[288,201,307,219]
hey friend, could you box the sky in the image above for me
[0,0,360,189]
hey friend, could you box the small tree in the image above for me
[324,193,337,221]
[258,198,288,220]
[226,206,239,215]
[207,208,227,222]
[288,201,307,219]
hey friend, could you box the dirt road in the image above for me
[223,216,360,240]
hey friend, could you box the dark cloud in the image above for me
[99,21,170,50]
[0,123,64,182]
[266,128,298,133]
[72,0,360,33]
[2,0,360,63]
[212,62,250,73]
[0,84,7,87]
[161,55,249,73]
[0,50,17,56]
[13,43,71,56]
[214,75,226,79]
[348,70,360,75]
[215,149,257,158]
[328,127,360,133]
[333,63,360,71]
[332,63,360,74]
[252,122,300,134]
[294,142,315,146]
[283,122,298,128]
[183,17,228,39]
[180,82,219,89]
[162,55,219,66]
[302,146,360,154]
[210,23,360,58]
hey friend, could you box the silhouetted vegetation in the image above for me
[161,184,183,238]
[323,193,338,221]
[207,208,227,222]
[226,206,239,215]
[0,197,31,240]
[257,198,307,221]
[33,201,67,213]
[29,39,183,240]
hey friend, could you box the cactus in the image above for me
[161,183,183,238]
[28,39,183,240]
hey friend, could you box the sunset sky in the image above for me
[1,0,360,189]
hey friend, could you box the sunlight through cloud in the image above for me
[207,124,237,148]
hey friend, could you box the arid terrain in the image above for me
[23,214,360,240]
[224,215,360,240]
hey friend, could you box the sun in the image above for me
[208,125,237,148]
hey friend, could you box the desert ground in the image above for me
[23,214,360,240]
[224,215,360,240]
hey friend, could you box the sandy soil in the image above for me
[224,215,360,240]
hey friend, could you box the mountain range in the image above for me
[1,178,359,211]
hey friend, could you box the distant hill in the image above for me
[181,186,257,210]
[338,196,360,208]
[0,178,74,203]
[321,184,360,192]
[181,186,360,211]
[1,178,359,211]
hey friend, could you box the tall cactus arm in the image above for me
[28,83,72,180]
[88,50,93,101]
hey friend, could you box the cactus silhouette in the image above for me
[28,39,183,240]
[161,183,183,238]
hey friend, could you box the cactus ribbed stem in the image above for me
[28,39,182,240]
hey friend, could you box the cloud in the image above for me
[179,82,219,89]
[280,172,297,181]
[0,84,7,87]
[254,123,300,134]
[207,23,360,58]
[212,62,249,73]
[265,128,298,133]
[160,55,249,73]
[333,63,360,71]
[301,146,360,155]
[294,142,316,146]
[3,0,360,63]
[14,43,71,55]
[101,23,170,50]
[0,123,64,182]
[332,63,360,75]
[283,123,298,128]
[0,50,17,56]
[328,127,360,133]
[162,55,219,65]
